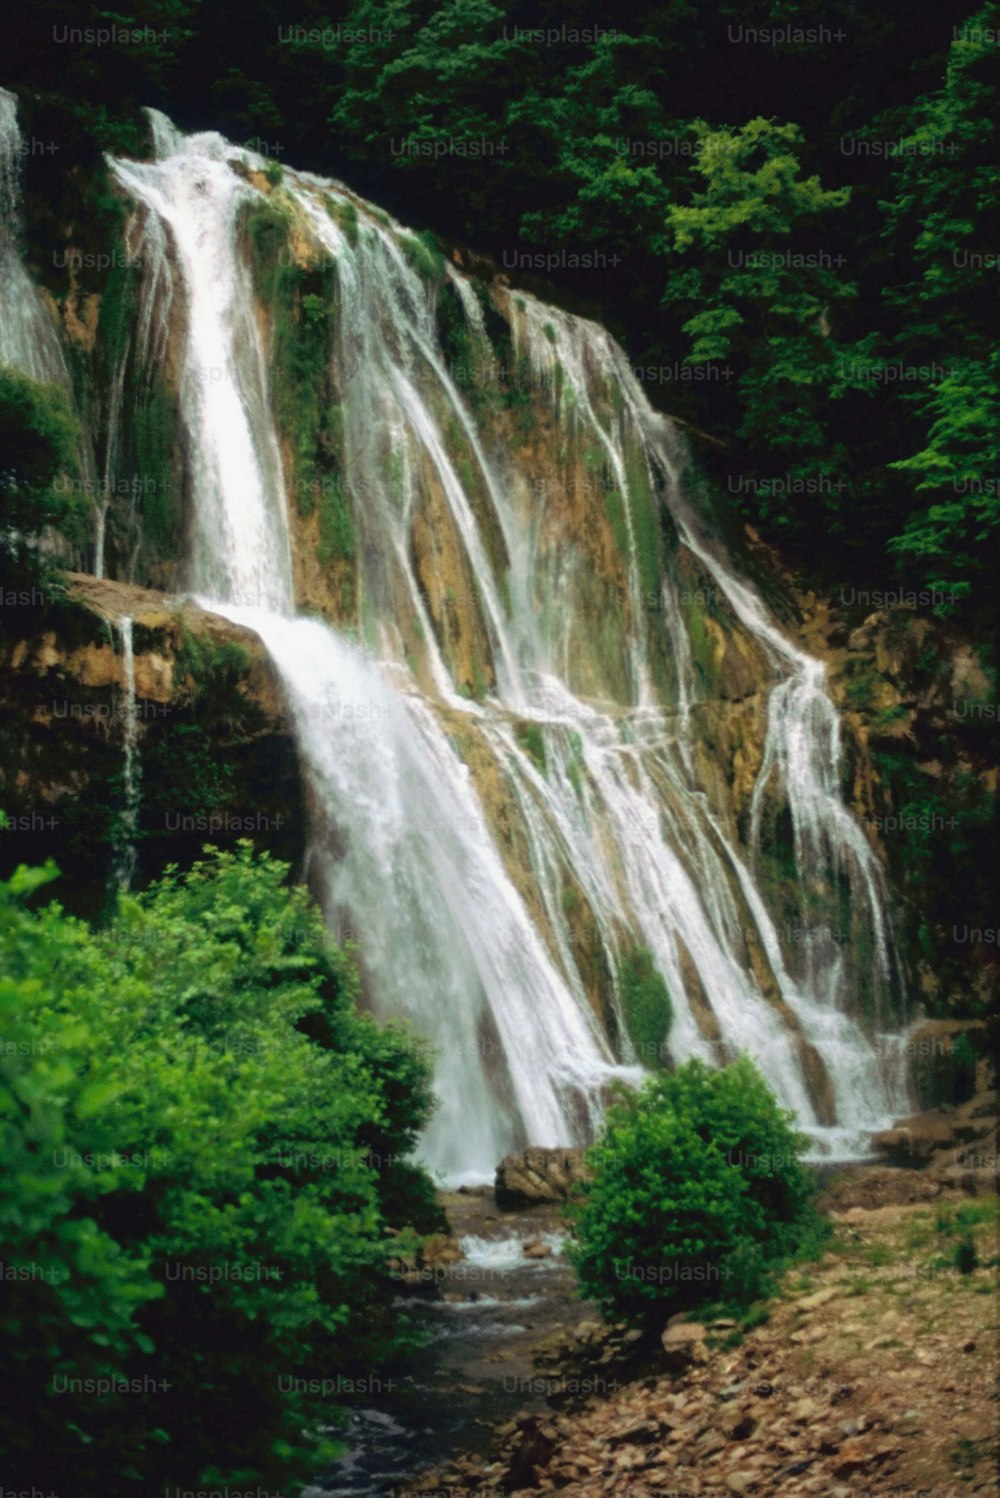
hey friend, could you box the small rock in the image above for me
[607,1418,664,1448]
[795,1287,838,1312]
[522,1238,551,1259]
[832,1438,872,1478]
[661,1319,709,1372]
[726,1475,751,1494]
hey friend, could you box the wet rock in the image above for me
[494,1146,591,1208]
[522,1238,552,1259]
[903,1020,988,1108]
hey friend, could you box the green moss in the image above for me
[243,206,356,588]
[514,720,547,774]
[620,946,673,1064]
[400,228,445,283]
[89,259,180,572]
[243,199,294,297]
[624,447,662,598]
[328,198,359,247]
[174,627,251,701]
[316,473,357,578]
[565,731,585,799]
[684,590,721,695]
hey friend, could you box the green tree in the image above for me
[661,118,876,541]
[570,1056,816,1322]
[0,839,437,1494]
[881,8,1000,620]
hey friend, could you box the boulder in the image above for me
[494,1146,591,1209]
[660,1318,708,1373]
[871,1108,957,1164]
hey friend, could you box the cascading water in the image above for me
[103,115,910,1177]
[113,615,142,891]
[112,119,293,610]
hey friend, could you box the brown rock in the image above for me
[872,1108,956,1164]
[832,1438,873,1478]
[661,1319,709,1372]
[795,1288,838,1312]
[494,1146,591,1208]
[503,1416,558,1489]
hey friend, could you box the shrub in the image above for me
[620,946,673,1064]
[0,839,437,1493]
[0,366,83,583]
[570,1056,817,1323]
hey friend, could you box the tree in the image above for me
[570,1056,816,1322]
[0,839,438,1493]
[881,7,1000,621]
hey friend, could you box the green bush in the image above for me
[620,946,673,1065]
[0,838,436,1493]
[0,365,83,586]
[570,1056,817,1323]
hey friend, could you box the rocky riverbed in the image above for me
[303,1100,997,1498]
[404,1173,998,1498]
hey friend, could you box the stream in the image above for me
[305,1190,593,1497]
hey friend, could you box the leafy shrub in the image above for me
[0,839,436,1493]
[0,366,83,587]
[620,946,673,1064]
[570,1056,817,1323]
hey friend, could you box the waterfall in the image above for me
[113,616,142,891]
[0,88,69,387]
[112,117,293,610]
[105,117,910,1178]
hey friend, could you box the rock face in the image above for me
[0,575,306,913]
[871,1091,997,1192]
[899,1018,991,1108]
[494,1147,591,1210]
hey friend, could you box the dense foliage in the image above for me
[0,366,82,591]
[570,1056,818,1322]
[7,0,999,633]
[0,837,437,1493]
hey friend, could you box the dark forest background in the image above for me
[6,0,1000,639]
